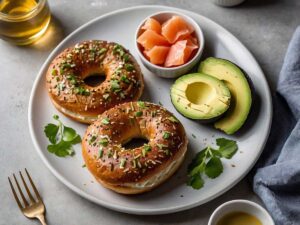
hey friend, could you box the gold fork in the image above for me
[8,169,47,225]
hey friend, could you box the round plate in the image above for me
[28,5,272,215]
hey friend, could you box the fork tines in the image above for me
[8,168,41,210]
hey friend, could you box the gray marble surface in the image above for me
[1,0,299,224]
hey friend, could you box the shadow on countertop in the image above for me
[239,0,281,7]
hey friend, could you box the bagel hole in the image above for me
[122,138,148,150]
[84,73,106,87]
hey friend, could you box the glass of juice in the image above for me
[0,0,51,45]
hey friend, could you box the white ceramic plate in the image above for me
[28,5,272,215]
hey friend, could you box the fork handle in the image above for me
[36,214,47,225]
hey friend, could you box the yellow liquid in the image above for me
[0,0,51,45]
[217,212,263,225]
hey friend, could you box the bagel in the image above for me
[46,40,144,124]
[82,101,188,194]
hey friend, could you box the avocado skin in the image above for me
[198,57,253,134]
[220,58,255,101]
[218,58,256,110]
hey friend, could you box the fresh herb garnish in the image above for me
[44,115,81,157]
[163,131,170,139]
[74,86,90,96]
[110,80,121,92]
[120,158,126,169]
[51,69,57,76]
[113,44,125,57]
[66,74,78,86]
[157,143,168,149]
[137,101,145,108]
[88,135,97,145]
[142,144,152,157]
[101,118,110,125]
[98,147,103,158]
[121,75,130,84]
[98,48,107,55]
[135,111,143,117]
[187,138,238,190]
[123,54,130,62]
[168,116,179,123]
[99,138,109,147]
[125,63,134,71]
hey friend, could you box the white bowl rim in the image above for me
[208,199,275,225]
[135,10,205,71]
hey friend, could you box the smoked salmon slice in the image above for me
[161,16,195,44]
[164,39,198,67]
[137,29,169,50]
[144,46,170,65]
[141,18,162,34]
[184,37,198,61]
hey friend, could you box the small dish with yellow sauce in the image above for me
[208,200,274,225]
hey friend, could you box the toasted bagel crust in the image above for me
[46,40,144,124]
[82,102,188,194]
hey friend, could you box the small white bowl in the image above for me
[211,0,246,7]
[135,11,205,78]
[208,200,275,225]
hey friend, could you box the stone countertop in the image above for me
[0,0,299,224]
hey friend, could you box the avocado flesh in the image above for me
[198,57,252,134]
[170,73,231,120]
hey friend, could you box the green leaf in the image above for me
[47,141,73,157]
[186,137,238,190]
[45,115,81,158]
[53,114,59,120]
[210,149,222,158]
[205,157,223,178]
[70,135,81,144]
[189,162,206,177]
[44,123,59,144]
[216,138,238,159]
[62,126,77,142]
[187,148,206,172]
[187,174,204,190]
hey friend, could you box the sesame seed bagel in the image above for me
[46,40,144,124]
[82,101,188,194]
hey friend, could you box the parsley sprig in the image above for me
[44,115,81,157]
[187,138,238,190]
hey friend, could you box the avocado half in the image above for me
[170,73,231,121]
[198,57,252,134]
